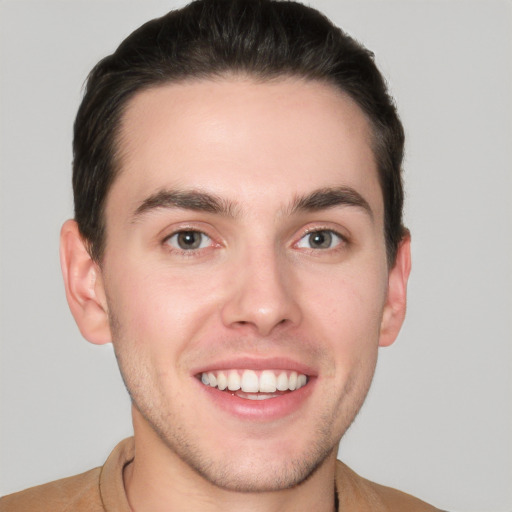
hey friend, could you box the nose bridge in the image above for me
[221,240,301,336]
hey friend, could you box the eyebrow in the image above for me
[288,186,373,218]
[132,185,373,221]
[132,189,239,221]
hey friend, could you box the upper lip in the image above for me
[191,356,317,377]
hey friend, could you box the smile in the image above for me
[199,369,308,399]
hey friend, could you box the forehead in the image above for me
[111,77,382,220]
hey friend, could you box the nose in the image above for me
[220,248,302,337]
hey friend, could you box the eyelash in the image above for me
[163,229,215,256]
[294,228,347,252]
[161,226,348,257]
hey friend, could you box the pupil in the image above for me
[311,231,331,248]
[178,231,200,249]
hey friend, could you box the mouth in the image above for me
[193,358,316,420]
[198,369,309,401]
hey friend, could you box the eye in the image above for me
[296,230,344,250]
[165,230,212,251]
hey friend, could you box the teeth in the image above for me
[227,370,241,391]
[238,392,278,401]
[288,371,297,391]
[200,369,308,393]
[217,371,227,390]
[241,370,259,392]
[259,370,277,392]
[276,371,288,391]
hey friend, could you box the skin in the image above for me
[60,77,411,512]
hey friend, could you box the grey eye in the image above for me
[166,231,212,250]
[296,230,342,250]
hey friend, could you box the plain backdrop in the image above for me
[1,1,511,511]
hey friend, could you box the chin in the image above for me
[170,437,337,493]
[134,402,338,493]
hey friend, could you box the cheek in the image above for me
[301,267,387,361]
[105,262,225,351]
[306,270,386,328]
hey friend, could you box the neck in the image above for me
[124,413,338,512]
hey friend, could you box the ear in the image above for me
[379,234,412,347]
[60,219,111,345]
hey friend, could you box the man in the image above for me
[1,0,443,510]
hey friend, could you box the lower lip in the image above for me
[196,378,315,421]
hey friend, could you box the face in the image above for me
[81,78,408,491]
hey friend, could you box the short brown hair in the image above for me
[73,0,406,264]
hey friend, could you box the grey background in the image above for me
[1,1,511,511]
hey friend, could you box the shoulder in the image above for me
[0,468,103,512]
[1,438,134,512]
[336,460,444,512]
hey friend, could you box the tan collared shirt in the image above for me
[1,438,442,511]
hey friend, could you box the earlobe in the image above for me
[379,234,412,347]
[60,219,111,345]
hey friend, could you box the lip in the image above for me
[192,357,317,421]
[191,356,317,377]
[195,376,316,421]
